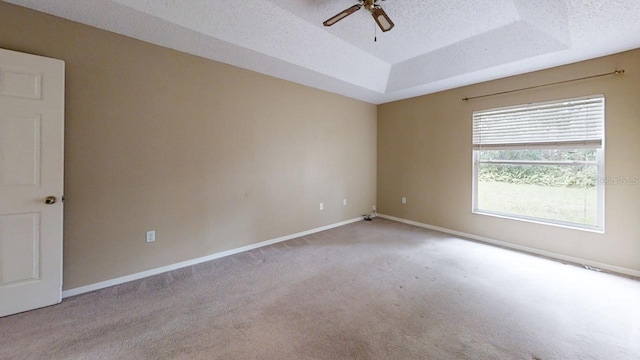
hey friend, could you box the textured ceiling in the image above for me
[6,0,640,104]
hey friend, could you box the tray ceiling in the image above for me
[6,0,640,104]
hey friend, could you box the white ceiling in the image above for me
[6,0,640,104]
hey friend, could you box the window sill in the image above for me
[472,209,604,234]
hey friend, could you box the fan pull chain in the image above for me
[374,21,377,42]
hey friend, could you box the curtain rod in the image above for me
[462,69,625,102]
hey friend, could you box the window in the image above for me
[472,96,605,232]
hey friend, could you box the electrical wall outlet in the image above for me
[343,199,347,206]
[320,203,324,210]
[402,197,407,204]
[146,230,156,243]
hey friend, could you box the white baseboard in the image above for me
[377,214,640,279]
[62,217,364,298]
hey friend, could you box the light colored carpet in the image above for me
[1,218,639,359]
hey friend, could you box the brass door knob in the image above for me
[44,196,57,205]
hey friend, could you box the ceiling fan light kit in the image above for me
[323,0,394,32]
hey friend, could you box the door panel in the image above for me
[0,48,64,317]
[0,115,41,186]
[0,213,39,284]
[0,67,42,100]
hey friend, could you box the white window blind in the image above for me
[473,96,604,150]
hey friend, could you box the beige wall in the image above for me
[379,49,640,272]
[0,2,377,289]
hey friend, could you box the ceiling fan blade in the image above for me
[323,4,362,27]
[371,7,394,32]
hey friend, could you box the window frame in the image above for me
[471,95,605,233]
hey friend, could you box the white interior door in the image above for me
[0,48,64,317]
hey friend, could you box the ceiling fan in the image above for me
[323,0,395,32]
